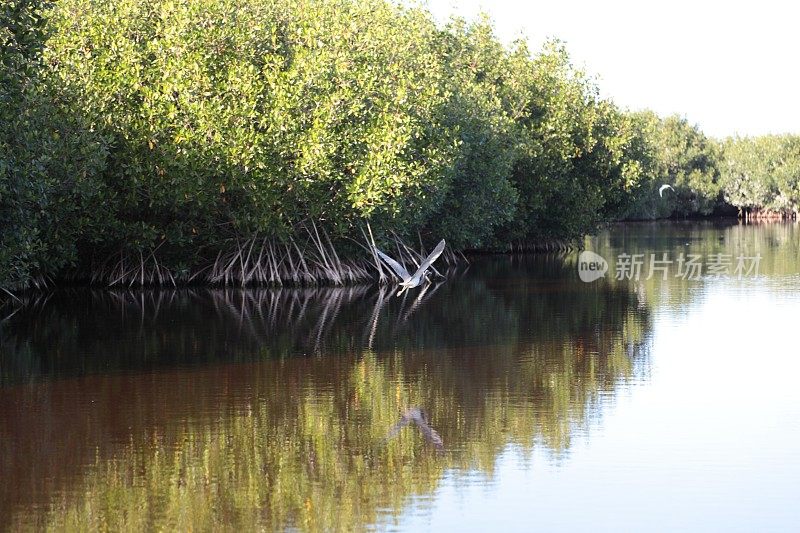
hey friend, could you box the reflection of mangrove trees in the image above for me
[1,256,646,383]
[2,258,650,529]
[582,220,800,310]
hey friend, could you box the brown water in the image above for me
[1,221,799,531]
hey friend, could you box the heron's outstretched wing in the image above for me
[409,239,446,281]
[385,414,411,440]
[417,424,444,450]
[408,412,444,450]
[375,248,410,281]
[385,408,444,450]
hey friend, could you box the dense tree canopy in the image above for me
[0,0,796,292]
[2,0,108,290]
[621,111,723,220]
[720,135,800,216]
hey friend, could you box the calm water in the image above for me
[2,221,800,531]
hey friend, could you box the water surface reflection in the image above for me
[2,256,648,530]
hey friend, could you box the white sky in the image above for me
[423,0,800,138]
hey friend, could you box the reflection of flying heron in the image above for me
[659,184,675,197]
[386,407,444,450]
[374,239,446,295]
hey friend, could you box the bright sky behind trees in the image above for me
[425,0,800,138]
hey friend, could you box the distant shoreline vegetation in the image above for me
[1,0,798,292]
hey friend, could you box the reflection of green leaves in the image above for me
[585,221,800,312]
[3,257,649,530]
[2,255,645,384]
[12,354,452,531]
[13,340,643,530]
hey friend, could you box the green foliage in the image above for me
[622,111,723,220]
[14,0,791,291]
[720,135,800,215]
[1,0,52,288]
[423,17,520,249]
[498,42,638,243]
[1,1,109,289]
[43,0,457,262]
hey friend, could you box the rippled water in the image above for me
[2,221,799,531]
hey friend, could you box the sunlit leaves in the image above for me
[1,0,698,290]
[622,112,723,220]
[721,135,800,214]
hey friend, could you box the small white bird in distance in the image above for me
[374,239,446,295]
[659,184,675,197]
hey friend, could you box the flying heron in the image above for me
[659,184,675,197]
[374,239,446,295]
